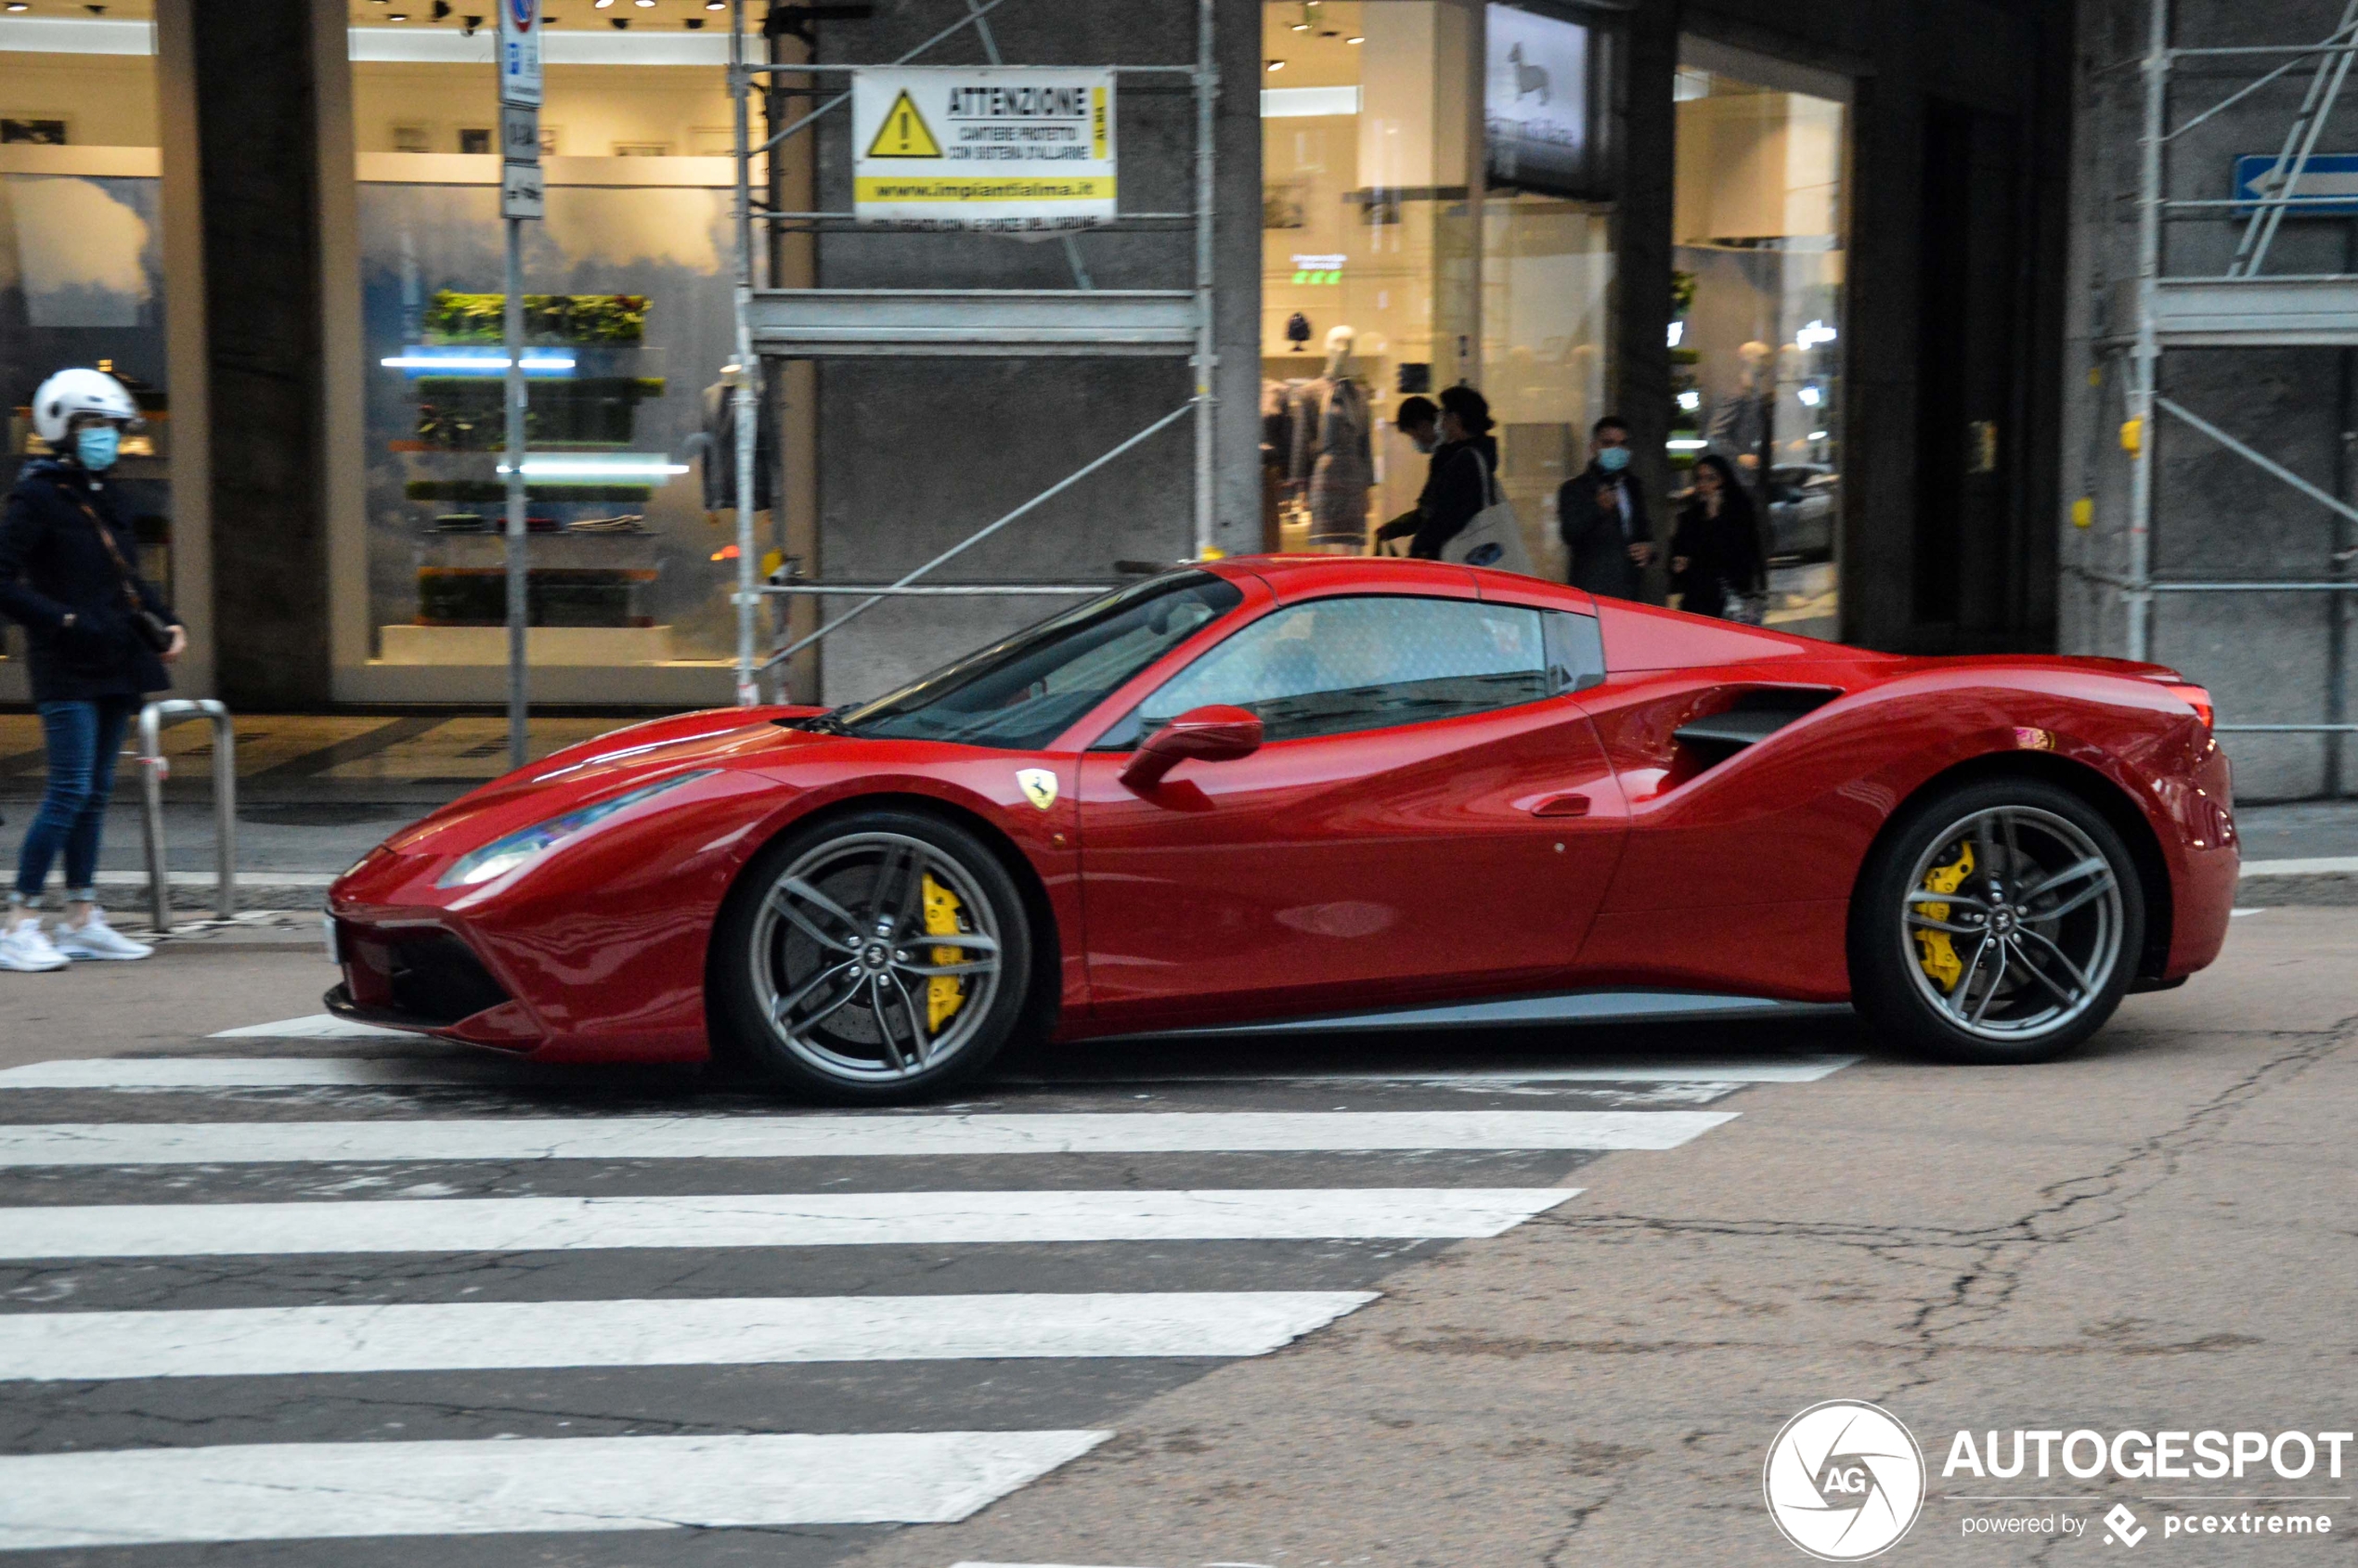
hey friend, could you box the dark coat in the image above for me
[1558,463,1651,601]
[1407,435,1498,560]
[1668,493,1767,620]
[0,459,178,703]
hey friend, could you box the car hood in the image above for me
[378,706,839,860]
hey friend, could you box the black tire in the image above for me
[710,808,1033,1103]
[1849,775,2144,1065]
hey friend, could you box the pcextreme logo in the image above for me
[1765,1400,1928,1561]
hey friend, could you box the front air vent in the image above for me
[1673,688,1842,768]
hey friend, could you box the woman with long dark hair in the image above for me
[1668,453,1766,621]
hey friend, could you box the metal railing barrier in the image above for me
[135,699,236,934]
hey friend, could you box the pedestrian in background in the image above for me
[0,369,184,972]
[1668,453,1767,622]
[1558,414,1654,601]
[1406,384,1498,560]
[1370,395,1440,554]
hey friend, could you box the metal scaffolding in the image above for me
[722,0,1220,704]
[2087,0,2358,768]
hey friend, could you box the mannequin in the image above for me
[1289,324,1374,552]
[1704,339,1774,474]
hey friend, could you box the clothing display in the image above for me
[1289,375,1374,547]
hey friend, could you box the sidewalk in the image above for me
[4,711,2356,913]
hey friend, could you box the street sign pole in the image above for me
[498,0,544,770]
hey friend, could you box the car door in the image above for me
[1073,592,1628,1033]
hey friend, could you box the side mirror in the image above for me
[1120,704,1263,791]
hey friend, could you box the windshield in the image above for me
[831,571,1245,750]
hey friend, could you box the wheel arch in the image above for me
[706,789,1065,1047]
[1859,750,2173,982]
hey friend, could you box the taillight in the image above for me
[2164,683,2214,730]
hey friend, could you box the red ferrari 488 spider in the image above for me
[329,557,2235,1101]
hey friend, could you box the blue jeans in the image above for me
[12,697,135,903]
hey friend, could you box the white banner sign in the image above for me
[851,67,1115,232]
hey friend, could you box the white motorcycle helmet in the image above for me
[31,368,141,444]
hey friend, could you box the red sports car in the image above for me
[328,557,2236,1101]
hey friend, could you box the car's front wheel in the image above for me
[1850,776,2144,1064]
[711,809,1033,1102]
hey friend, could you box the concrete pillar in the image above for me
[187,0,357,709]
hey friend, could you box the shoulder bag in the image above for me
[1438,447,1537,577]
[70,492,175,654]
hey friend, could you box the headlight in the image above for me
[436,770,718,889]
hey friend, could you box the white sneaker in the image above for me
[0,922,71,972]
[52,911,153,963]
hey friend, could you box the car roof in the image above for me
[1207,553,1595,612]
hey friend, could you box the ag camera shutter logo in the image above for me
[1764,1400,1926,1561]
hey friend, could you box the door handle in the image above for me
[1531,792,1590,818]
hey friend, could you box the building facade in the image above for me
[0,2,2079,728]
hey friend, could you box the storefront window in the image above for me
[1262,1,1478,556]
[350,19,745,702]
[1671,43,1848,638]
[0,9,166,701]
[1262,2,1610,578]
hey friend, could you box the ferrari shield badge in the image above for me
[1016,768,1059,810]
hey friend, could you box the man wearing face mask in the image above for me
[1557,414,1655,603]
[0,369,185,971]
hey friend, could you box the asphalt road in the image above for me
[0,906,2350,1566]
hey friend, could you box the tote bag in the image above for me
[1438,447,1536,577]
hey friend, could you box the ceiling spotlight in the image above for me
[1346,33,1363,43]
[3,4,28,12]
[706,0,723,7]
[431,0,450,17]
[594,0,613,7]
[634,0,654,6]
[387,10,407,18]
[1264,58,1285,72]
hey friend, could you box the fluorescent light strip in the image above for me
[0,1431,1111,1549]
[0,1188,1583,1259]
[498,457,691,477]
[0,1291,1378,1380]
[381,354,577,373]
[0,1109,1735,1166]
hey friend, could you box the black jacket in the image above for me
[1408,436,1498,560]
[0,459,178,703]
[1668,494,1766,620]
[1558,464,1652,601]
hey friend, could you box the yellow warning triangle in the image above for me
[866,90,942,159]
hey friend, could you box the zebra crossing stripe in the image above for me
[1,1052,1853,1090]
[0,1109,1734,1166]
[0,1186,1582,1260]
[0,1291,1380,1381]
[0,1056,516,1090]
[0,1430,1113,1549]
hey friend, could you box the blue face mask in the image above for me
[1596,445,1630,473]
[74,425,121,471]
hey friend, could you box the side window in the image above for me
[1131,595,1554,744]
[1545,609,1606,693]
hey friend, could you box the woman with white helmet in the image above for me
[0,367,185,971]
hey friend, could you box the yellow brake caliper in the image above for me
[1912,841,1976,989]
[920,874,969,1032]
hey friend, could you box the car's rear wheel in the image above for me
[711,810,1032,1102]
[1850,776,2144,1064]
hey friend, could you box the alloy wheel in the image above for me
[1897,805,2125,1043]
[747,831,1005,1084]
